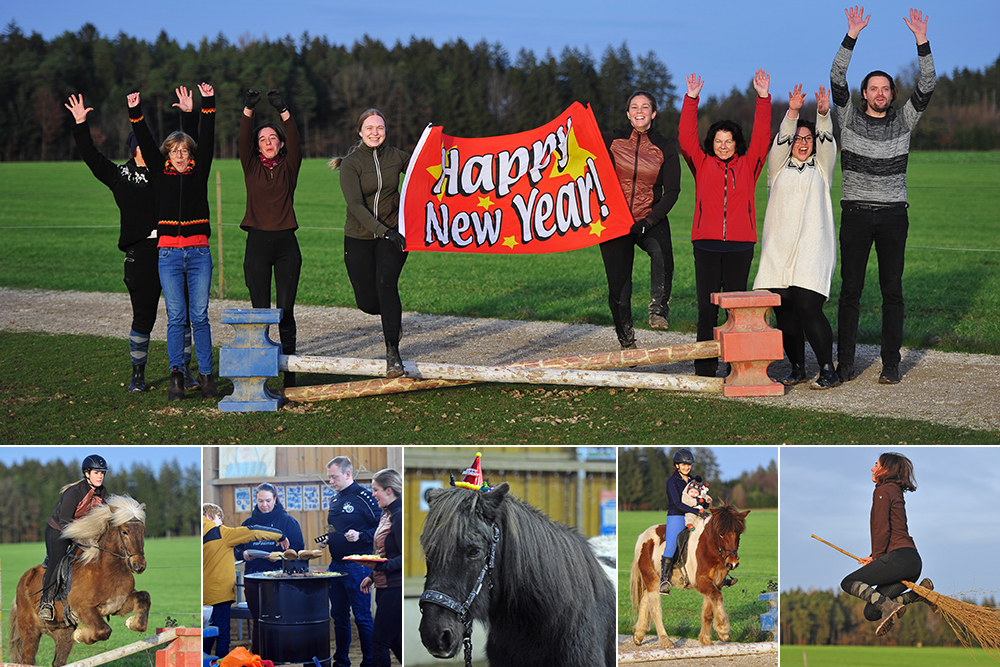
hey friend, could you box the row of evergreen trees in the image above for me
[0,457,201,543]
[3,22,997,162]
[618,447,778,511]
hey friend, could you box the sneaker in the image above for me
[836,363,855,382]
[878,364,901,385]
[811,364,841,390]
[780,364,808,386]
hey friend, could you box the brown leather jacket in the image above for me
[48,479,109,531]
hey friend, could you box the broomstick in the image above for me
[813,535,1000,659]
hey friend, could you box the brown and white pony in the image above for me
[9,495,150,667]
[629,503,749,647]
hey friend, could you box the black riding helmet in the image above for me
[673,449,694,466]
[82,454,109,473]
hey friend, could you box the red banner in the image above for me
[399,102,631,254]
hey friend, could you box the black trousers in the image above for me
[693,246,754,376]
[841,547,921,622]
[343,236,408,345]
[372,586,402,667]
[244,229,302,355]
[41,525,72,604]
[769,286,834,367]
[600,222,674,335]
[123,242,162,335]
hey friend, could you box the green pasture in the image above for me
[2,330,995,444]
[617,510,777,642]
[0,536,200,667]
[779,644,992,666]
[1,152,998,354]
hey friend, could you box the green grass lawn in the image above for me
[1,152,998,354]
[1,536,200,667]
[2,330,995,445]
[780,644,992,666]
[618,509,777,642]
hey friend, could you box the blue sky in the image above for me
[7,0,997,103]
[0,446,201,471]
[780,447,1000,601]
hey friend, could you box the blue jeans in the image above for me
[158,246,213,374]
[837,204,909,368]
[204,602,231,658]
[328,561,373,667]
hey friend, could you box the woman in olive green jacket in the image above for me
[330,109,410,378]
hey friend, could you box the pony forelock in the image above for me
[710,502,747,535]
[62,495,145,564]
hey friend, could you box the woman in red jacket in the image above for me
[678,70,771,377]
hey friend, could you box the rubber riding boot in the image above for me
[38,601,55,622]
[182,360,200,390]
[811,363,841,390]
[658,556,673,595]
[386,342,405,379]
[875,595,906,636]
[167,371,185,401]
[128,364,146,392]
[199,373,219,399]
[780,363,808,386]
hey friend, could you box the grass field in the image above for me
[617,509,777,642]
[0,536,200,667]
[1,152,998,354]
[779,644,993,666]
[2,330,995,444]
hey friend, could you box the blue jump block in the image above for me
[759,590,778,634]
[218,308,283,413]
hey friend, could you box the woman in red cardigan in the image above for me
[678,70,771,377]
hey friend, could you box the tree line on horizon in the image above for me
[0,457,201,543]
[2,22,998,163]
[618,447,778,511]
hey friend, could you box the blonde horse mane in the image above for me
[61,495,145,565]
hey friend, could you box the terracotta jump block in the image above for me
[712,291,784,397]
[157,627,203,667]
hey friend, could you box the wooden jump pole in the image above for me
[58,628,179,667]
[619,641,778,663]
[283,340,722,402]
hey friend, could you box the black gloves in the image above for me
[384,229,406,252]
[244,89,261,110]
[631,220,651,238]
[267,89,288,114]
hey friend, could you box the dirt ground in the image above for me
[2,286,997,433]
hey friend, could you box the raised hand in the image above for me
[903,8,928,44]
[846,6,870,38]
[64,94,93,124]
[816,86,831,115]
[197,82,214,98]
[267,89,288,113]
[244,89,261,109]
[788,84,805,115]
[173,86,193,112]
[753,69,770,98]
[127,92,141,108]
[686,73,704,99]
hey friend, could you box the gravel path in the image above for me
[2,287,997,432]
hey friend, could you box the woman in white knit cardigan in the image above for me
[754,84,840,389]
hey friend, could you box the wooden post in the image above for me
[216,170,224,298]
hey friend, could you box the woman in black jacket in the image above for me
[600,91,681,348]
[360,468,402,667]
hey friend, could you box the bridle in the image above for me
[79,519,145,570]
[708,517,740,565]
[419,523,500,667]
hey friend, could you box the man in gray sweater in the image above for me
[831,6,935,385]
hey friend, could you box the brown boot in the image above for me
[199,373,218,399]
[875,595,906,636]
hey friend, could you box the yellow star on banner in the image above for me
[547,125,596,181]
[477,196,494,209]
[588,219,606,237]
[502,236,519,249]
[427,142,446,201]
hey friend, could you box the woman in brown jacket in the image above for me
[840,452,932,636]
[329,109,410,378]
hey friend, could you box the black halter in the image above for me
[79,519,145,569]
[419,523,500,667]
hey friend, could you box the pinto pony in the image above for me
[9,495,150,667]
[630,503,749,647]
[418,482,615,667]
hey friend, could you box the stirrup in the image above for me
[38,602,55,621]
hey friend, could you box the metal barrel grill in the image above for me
[246,562,343,667]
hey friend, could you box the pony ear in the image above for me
[741,510,751,518]
[141,504,146,510]
[481,482,510,519]
[108,504,116,513]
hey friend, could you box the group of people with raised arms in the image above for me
[68,5,933,396]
